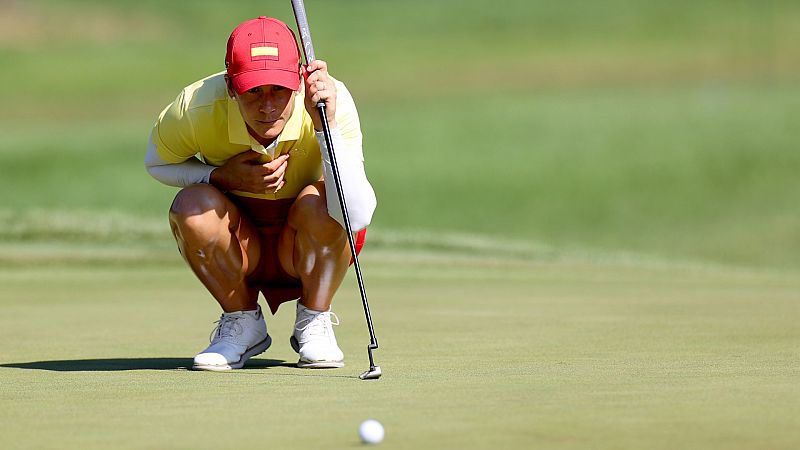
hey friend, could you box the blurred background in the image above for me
[1,0,798,269]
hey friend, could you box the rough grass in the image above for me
[1,1,798,268]
[1,81,798,267]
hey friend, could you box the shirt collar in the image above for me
[227,96,250,146]
[279,91,304,142]
[249,134,278,158]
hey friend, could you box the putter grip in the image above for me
[291,0,317,63]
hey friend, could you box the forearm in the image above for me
[145,134,215,187]
[317,129,377,232]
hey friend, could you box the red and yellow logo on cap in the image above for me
[251,42,279,60]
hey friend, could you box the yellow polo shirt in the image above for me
[152,70,361,200]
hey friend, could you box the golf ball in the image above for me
[359,419,384,444]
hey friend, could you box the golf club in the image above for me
[290,0,381,381]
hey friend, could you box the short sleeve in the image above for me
[152,89,200,163]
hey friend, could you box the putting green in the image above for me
[1,246,797,449]
[1,1,798,447]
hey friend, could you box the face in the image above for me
[228,78,296,144]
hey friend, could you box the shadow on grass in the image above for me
[0,358,292,372]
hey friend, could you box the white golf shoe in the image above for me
[193,306,272,371]
[290,303,345,368]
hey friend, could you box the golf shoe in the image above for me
[290,303,344,368]
[193,305,271,371]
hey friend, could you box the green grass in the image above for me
[1,0,799,268]
[0,251,798,449]
[1,1,799,448]
[368,83,800,266]
[2,81,798,266]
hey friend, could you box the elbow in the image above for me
[327,186,376,232]
[144,134,159,174]
[348,188,377,232]
[144,156,155,177]
[145,163,159,181]
[144,152,160,180]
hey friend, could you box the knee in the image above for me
[169,185,228,238]
[169,185,226,219]
[290,183,345,243]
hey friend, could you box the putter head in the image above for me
[359,365,382,380]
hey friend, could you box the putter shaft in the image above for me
[291,0,380,379]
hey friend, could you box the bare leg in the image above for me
[169,184,261,312]
[278,181,355,312]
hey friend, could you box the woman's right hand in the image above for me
[210,151,290,194]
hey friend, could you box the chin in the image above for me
[262,129,280,140]
[261,123,283,137]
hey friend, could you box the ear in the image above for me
[223,74,236,98]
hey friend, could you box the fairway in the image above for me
[1,246,798,449]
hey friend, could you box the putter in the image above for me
[290,0,382,381]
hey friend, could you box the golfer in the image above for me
[145,16,376,371]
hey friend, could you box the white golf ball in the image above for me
[359,419,385,444]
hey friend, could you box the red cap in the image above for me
[225,17,301,94]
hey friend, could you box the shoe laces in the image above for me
[295,311,339,339]
[209,314,245,342]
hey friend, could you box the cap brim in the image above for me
[231,69,301,94]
